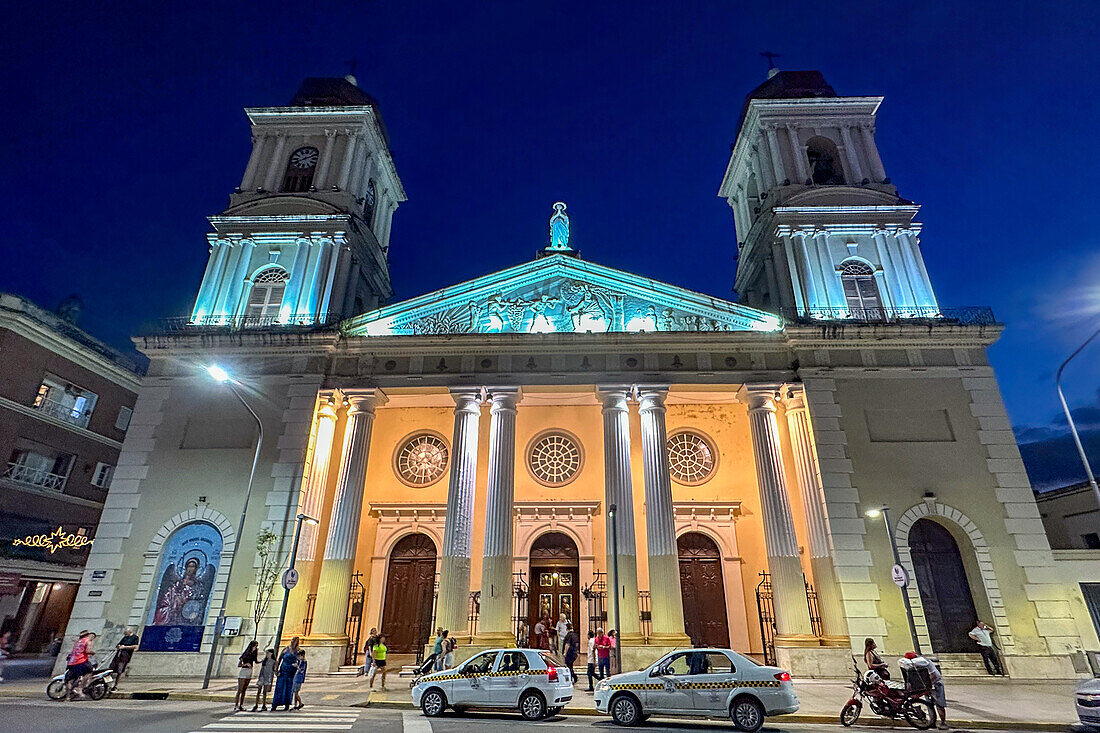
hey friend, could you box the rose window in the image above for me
[395,433,449,487]
[528,431,583,487]
[667,431,717,485]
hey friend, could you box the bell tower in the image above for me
[189,76,405,325]
[719,70,938,318]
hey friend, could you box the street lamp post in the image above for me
[271,513,318,653]
[608,503,622,676]
[202,365,264,689]
[865,507,922,655]
[1056,325,1100,510]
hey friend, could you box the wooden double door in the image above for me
[528,532,580,648]
[908,518,979,653]
[678,532,730,648]
[380,533,437,653]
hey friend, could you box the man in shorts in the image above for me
[64,630,96,700]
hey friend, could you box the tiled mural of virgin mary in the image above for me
[139,520,222,652]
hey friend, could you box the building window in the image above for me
[245,267,290,322]
[364,179,377,227]
[394,432,450,487]
[1084,533,1100,549]
[281,146,319,192]
[32,375,98,428]
[4,448,74,491]
[667,430,717,485]
[839,259,884,318]
[115,406,133,432]
[91,462,114,488]
[527,430,583,487]
[806,136,845,185]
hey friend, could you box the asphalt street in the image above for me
[0,700,1049,733]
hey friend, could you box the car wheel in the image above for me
[903,699,935,730]
[610,694,642,726]
[420,688,446,717]
[730,697,765,732]
[87,680,109,700]
[46,679,67,701]
[840,701,861,727]
[520,690,547,720]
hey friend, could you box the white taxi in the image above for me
[412,648,573,720]
[593,648,798,732]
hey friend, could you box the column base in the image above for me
[819,634,851,648]
[472,631,518,647]
[774,633,821,648]
[774,644,853,678]
[300,634,349,674]
[646,632,692,647]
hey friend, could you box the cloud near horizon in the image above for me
[1015,390,1100,491]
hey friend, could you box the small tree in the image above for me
[253,527,283,644]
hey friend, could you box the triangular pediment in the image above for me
[342,254,781,336]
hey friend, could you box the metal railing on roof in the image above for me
[153,313,341,333]
[779,306,996,326]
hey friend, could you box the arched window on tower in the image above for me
[839,259,883,319]
[281,146,319,193]
[806,136,845,185]
[245,267,289,323]
[363,179,377,227]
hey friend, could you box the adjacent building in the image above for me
[60,71,1097,680]
[0,293,143,653]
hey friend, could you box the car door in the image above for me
[484,650,533,707]
[644,653,694,714]
[449,651,499,705]
[687,651,740,713]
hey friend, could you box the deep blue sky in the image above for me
[3,2,1097,486]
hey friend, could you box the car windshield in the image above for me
[463,651,498,674]
[538,652,563,667]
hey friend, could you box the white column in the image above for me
[436,389,483,639]
[311,390,385,639]
[315,130,337,189]
[262,133,288,191]
[860,124,887,183]
[294,237,326,320]
[636,386,690,644]
[898,229,938,309]
[476,388,520,644]
[241,133,268,190]
[737,384,816,645]
[786,124,810,184]
[764,124,786,184]
[783,387,849,644]
[599,386,642,640]
[337,132,359,191]
[191,239,227,321]
[223,239,255,318]
[839,125,865,182]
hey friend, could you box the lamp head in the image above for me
[297,513,319,526]
[864,508,882,518]
[207,365,230,383]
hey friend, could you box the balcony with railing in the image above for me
[32,395,92,428]
[780,305,997,326]
[155,313,341,333]
[3,462,68,491]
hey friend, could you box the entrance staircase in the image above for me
[933,653,990,677]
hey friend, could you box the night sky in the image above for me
[3,2,1097,488]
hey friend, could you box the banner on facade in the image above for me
[139,521,222,652]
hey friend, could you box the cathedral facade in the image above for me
[61,72,1096,678]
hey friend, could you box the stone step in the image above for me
[932,654,989,675]
[330,665,365,676]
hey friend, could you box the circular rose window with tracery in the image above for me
[527,431,583,487]
[667,430,717,485]
[394,433,450,487]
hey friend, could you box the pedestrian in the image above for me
[431,627,445,671]
[0,630,10,683]
[443,630,456,669]
[293,649,308,710]
[108,627,140,689]
[608,629,618,674]
[968,621,1004,676]
[63,630,96,700]
[562,623,579,683]
[555,613,569,656]
[364,627,380,676]
[517,621,529,648]
[534,616,548,650]
[863,637,890,680]
[234,640,259,710]
[252,648,275,711]
[595,627,611,679]
[369,634,388,690]
[585,630,597,691]
[271,636,300,712]
[902,651,948,730]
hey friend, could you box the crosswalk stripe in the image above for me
[200,725,353,730]
[196,708,361,731]
[402,711,434,733]
[226,711,358,718]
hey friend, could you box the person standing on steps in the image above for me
[969,620,1004,676]
[369,634,389,690]
[252,648,276,711]
[585,630,597,691]
[562,623,579,684]
[235,640,259,711]
[108,627,140,689]
[555,613,569,656]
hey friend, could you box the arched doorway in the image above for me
[380,533,437,653]
[908,518,979,652]
[678,532,730,648]
[528,531,580,648]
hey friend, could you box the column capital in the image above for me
[597,385,632,410]
[449,387,484,415]
[634,384,670,413]
[779,384,807,412]
[737,383,783,413]
[317,393,339,422]
[342,389,387,416]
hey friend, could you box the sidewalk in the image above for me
[0,673,1081,730]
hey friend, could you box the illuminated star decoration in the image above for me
[12,526,93,554]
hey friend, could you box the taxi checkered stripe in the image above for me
[425,669,548,681]
[609,680,780,691]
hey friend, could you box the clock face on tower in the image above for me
[290,147,319,169]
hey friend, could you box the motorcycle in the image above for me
[47,654,118,701]
[840,657,935,729]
